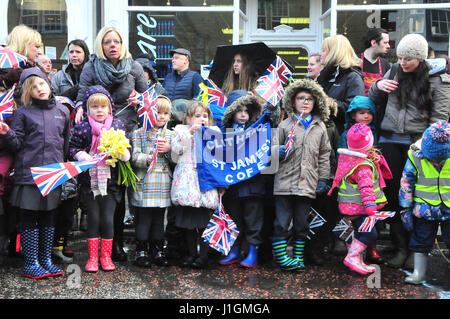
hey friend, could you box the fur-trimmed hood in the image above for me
[222,94,261,128]
[282,79,330,123]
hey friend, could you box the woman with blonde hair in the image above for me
[75,25,147,131]
[0,25,43,90]
[317,34,364,134]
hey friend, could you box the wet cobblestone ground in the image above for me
[1,228,449,302]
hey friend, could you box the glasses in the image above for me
[296,96,314,104]
[103,40,122,46]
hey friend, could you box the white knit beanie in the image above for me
[396,34,428,60]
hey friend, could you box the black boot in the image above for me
[134,240,151,268]
[192,237,209,269]
[386,222,409,268]
[151,240,169,267]
[111,237,127,262]
[180,229,197,268]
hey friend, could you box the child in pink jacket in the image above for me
[329,123,392,275]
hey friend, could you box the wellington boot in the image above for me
[219,244,241,265]
[85,238,99,272]
[240,244,258,268]
[100,238,115,271]
[405,253,427,285]
[38,227,64,277]
[343,239,370,275]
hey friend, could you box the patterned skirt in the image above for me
[131,163,172,208]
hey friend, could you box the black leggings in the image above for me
[82,192,118,239]
[20,209,56,232]
[135,207,165,242]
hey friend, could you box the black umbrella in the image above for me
[208,42,277,89]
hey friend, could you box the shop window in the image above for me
[273,47,309,80]
[258,0,309,30]
[128,0,233,6]
[128,11,232,80]
[7,0,67,69]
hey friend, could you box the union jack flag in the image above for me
[332,217,354,244]
[137,85,158,131]
[306,207,327,240]
[0,85,15,121]
[255,69,284,106]
[30,153,107,197]
[146,130,160,175]
[201,201,239,256]
[206,78,227,108]
[0,48,28,69]
[358,211,396,233]
[267,56,293,86]
[284,119,299,158]
[55,96,76,109]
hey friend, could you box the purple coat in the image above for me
[1,97,70,185]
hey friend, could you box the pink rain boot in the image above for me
[85,238,99,272]
[100,238,115,271]
[343,238,370,275]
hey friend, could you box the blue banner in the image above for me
[195,113,272,192]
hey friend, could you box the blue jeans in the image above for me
[409,218,450,253]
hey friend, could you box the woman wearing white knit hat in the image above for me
[368,33,450,269]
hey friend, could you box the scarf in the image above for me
[88,114,113,197]
[93,55,133,88]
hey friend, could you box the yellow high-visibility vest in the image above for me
[337,159,387,204]
[408,150,450,208]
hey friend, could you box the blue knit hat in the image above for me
[421,121,450,162]
[226,90,249,107]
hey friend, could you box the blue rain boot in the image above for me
[219,244,241,265]
[240,244,258,268]
[21,228,51,279]
[38,227,64,277]
[272,240,300,271]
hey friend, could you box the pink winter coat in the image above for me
[329,149,392,216]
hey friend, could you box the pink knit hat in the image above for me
[347,123,374,153]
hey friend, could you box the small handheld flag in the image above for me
[332,217,354,244]
[255,68,284,106]
[30,153,107,197]
[267,56,293,86]
[358,211,396,233]
[0,85,15,121]
[55,96,76,109]
[201,196,239,256]
[0,48,28,69]
[137,85,158,131]
[306,207,327,240]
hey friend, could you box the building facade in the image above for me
[1,0,450,79]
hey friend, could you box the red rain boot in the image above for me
[85,238,99,272]
[100,238,115,271]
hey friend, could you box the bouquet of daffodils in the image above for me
[98,128,139,190]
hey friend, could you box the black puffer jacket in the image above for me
[317,65,364,134]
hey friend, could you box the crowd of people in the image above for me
[0,24,449,287]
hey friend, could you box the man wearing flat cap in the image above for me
[163,48,203,101]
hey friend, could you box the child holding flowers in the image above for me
[170,101,220,269]
[69,85,131,272]
[130,95,173,267]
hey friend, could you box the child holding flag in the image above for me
[69,85,130,273]
[272,79,331,272]
[399,121,450,284]
[130,95,173,267]
[0,67,70,279]
[328,123,392,275]
[218,90,266,268]
[170,101,220,269]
